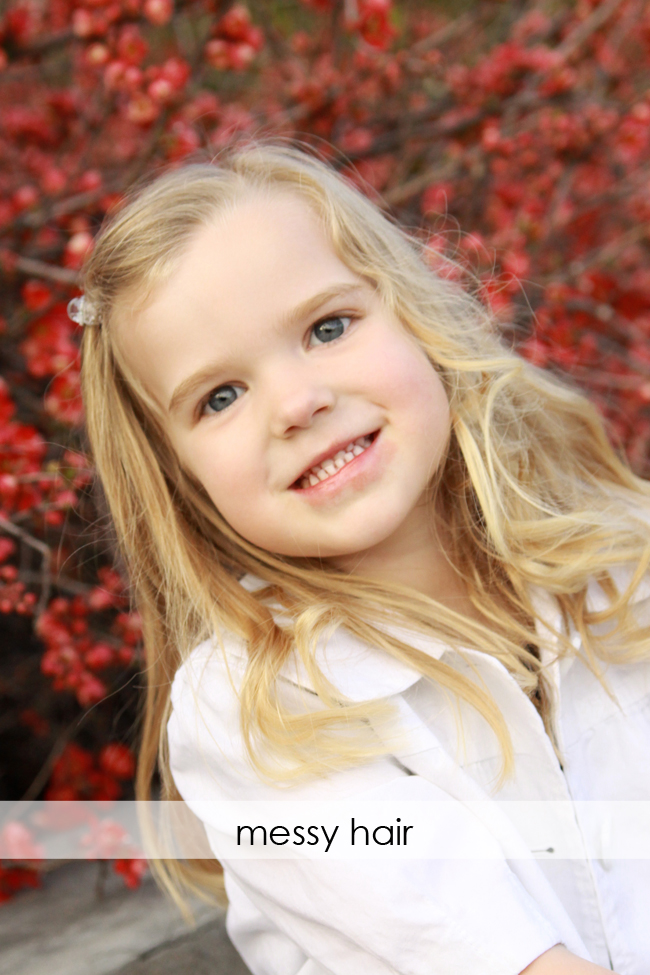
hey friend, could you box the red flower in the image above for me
[99,743,136,780]
[113,857,148,889]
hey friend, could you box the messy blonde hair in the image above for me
[80,139,650,912]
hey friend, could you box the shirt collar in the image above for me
[237,567,648,700]
[238,573,436,701]
[510,566,650,678]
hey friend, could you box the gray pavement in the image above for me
[112,917,250,975]
[0,860,251,975]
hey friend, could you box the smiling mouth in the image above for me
[291,431,379,490]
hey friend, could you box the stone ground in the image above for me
[0,859,252,975]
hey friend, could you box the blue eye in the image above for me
[309,315,352,346]
[203,384,244,416]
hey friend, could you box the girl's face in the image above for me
[116,191,451,561]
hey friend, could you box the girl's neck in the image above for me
[329,501,482,623]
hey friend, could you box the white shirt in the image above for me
[167,567,650,975]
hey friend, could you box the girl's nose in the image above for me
[268,372,336,438]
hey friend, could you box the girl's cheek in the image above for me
[370,337,446,410]
[218,431,266,495]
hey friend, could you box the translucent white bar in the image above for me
[1,800,650,860]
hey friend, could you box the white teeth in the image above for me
[298,433,376,488]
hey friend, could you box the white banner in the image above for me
[1,800,650,860]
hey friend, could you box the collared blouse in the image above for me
[167,567,650,975]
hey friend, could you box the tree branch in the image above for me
[557,0,628,60]
[0,518,52,616]
[9,255,80,286]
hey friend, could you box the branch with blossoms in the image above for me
[0,801,147,899]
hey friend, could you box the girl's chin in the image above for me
[273,519,409,561]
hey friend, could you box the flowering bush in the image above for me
[1,0,650,898]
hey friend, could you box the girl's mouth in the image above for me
[291,430,380,490]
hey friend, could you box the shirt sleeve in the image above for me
[167,641,567,975]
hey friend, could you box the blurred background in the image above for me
[0,0,649,965]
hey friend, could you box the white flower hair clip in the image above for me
[67,295,101,327]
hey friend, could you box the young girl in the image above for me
[75,141,650,975]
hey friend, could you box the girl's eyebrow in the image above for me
[167,282,369,417]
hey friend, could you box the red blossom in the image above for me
[347,0,397,50]
[0,822,45,860]
[99,743,136,779]
[113,856,148,888]
[116,24,148,66]
[63,231,93,269]
[21,280,52,311]
[205,4,264,72]
[0,864,41,902]
[19,303,79,377]
[143,0,172,26]
[44,742,129,801]
[80,817,134,858]
[44,370,84,426]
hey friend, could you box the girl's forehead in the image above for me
[168,190,341,305]
[160,192,352,312]
[114,189,343,334]
[198,187,327,251]
[202,194,353,287]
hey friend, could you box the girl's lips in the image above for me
[290,429,383,501]
[292,430,378,486]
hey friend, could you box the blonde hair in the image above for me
[80,139,650,914]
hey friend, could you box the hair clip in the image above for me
[67,295,101,327]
